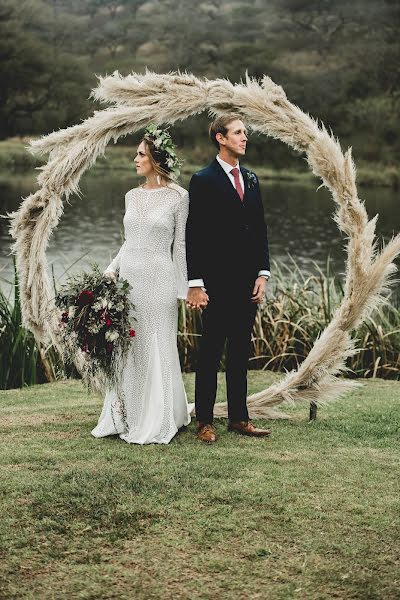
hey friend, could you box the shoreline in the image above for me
[0,138,398,189]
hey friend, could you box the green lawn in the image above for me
[0,372,399,599]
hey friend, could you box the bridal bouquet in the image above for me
[55,264,136,389]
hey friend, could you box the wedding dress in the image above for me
[91,183,193,444]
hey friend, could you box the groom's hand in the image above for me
[251,277,267,304]
[186,287,209,309]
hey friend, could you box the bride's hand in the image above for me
[103,271,117,282]
[186,287,209,309]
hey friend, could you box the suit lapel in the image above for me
[240,166,249,203]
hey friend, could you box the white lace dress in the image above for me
[91,183,193,444]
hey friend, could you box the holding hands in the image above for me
[186,287,209,309]
[186,276,267,310]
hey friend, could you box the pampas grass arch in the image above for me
[9,72,400,416]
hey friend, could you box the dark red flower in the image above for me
[129,329,136,337]
[105,317,113,327]
[61,312,69,323]
[78,290,94,306]
[106,342,114,354]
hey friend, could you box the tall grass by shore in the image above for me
[0,267,39,388]
[178,258,400,379]
[253,259,400,379]
[1,138,399,188]
[0,262,71,389]
[1,258,398,390]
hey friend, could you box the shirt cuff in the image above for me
[188,279,205,288]
[258,270,271,280]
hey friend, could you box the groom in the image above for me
[186,114,272,443]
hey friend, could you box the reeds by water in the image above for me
[0,261,71,389]
[178,258,400,380]
[1,258,399,389]
[252,259,399,379]
[0,265,39,388]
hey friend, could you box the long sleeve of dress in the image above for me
[104,242,126,274]
[103,193,129,275]
[172,191,189,300]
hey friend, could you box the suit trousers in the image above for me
[195,290,258,424]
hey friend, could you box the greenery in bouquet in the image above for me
[55,264,136,389]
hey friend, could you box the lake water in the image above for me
[1,170,399,298]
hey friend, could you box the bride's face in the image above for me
[134,141,155,178]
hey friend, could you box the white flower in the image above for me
[68,306,76,318]
[102,298,108,308]
[105,330,119,342]
[107,301,113,309]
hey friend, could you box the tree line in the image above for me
[0,0,399,167]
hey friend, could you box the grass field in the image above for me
[0,372,399,599]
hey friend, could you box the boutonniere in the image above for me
[246,171,257,188]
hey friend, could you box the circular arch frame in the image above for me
[9,72,400,415]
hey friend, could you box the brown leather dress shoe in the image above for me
[228,420,272,437]
[197,422,217,443]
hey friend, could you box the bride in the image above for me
[91,125,194,444]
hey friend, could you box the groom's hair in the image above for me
[209,114,244,149]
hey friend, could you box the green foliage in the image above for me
[0,138,47,171]
[178,257,400,379]
[0,0,398,168]
[252,258,400,379]
[0,0,91,138]
[0,262,39,388]
[144,123,184,179]
[0,260,72,390]
[1,255,399,388]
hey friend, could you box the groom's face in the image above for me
[217,119,248,157]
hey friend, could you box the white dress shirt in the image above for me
[188,155,271,288]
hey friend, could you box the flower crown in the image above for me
[143,123,184,180]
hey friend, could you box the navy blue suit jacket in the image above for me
[186,158,270,294]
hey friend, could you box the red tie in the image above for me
[230,167,244,201]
